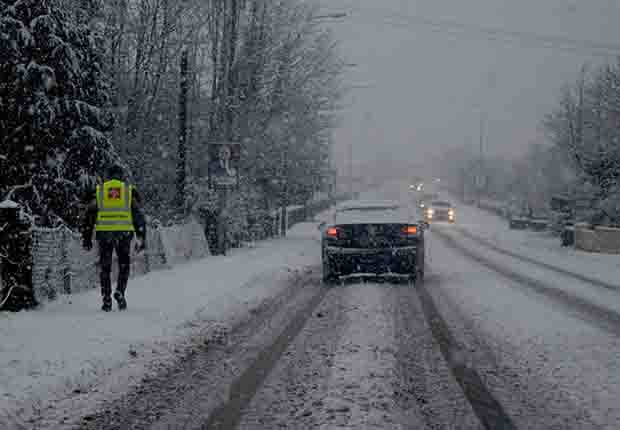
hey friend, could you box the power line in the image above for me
[341,7,620,57]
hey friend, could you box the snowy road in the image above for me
[79,271,487,430]
[5,184,620,429]
[75,221,620,428]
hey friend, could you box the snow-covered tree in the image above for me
[545,63,620,224]
[0,0,120,227]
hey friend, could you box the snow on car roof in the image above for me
[335,200,413,224]
[336,200,400,211]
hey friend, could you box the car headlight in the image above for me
[448,209,455,217]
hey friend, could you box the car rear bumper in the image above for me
[325,246,418,276]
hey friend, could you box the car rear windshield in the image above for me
[338,206,399,212]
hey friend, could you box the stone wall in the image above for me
[575,226,620,254]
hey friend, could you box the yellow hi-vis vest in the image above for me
[95,180,135,232]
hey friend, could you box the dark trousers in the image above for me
[97,231,133,299]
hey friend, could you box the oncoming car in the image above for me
[418,192,438,210]
[321,201,425,284]
[424,200,455,223]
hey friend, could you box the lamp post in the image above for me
[477,111,485,208]
[177,48,189,214]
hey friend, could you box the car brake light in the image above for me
[327,227,339,237]
[403,225,417,235]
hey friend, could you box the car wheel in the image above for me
[418,267,424,282]
[322,256,336,285]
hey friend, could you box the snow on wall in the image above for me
[158,217,209,266]
[32,227,71,302]
[575,226,620,254]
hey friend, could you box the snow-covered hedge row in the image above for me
[27,197,337,305]
[30,217,209,304]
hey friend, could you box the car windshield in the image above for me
[432,201,451,207]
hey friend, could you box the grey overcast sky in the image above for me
[316,0,620,174]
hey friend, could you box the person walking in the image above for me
[81,165,146,311]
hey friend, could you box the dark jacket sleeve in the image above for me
[131,189,147,240]
[80,191,98,242]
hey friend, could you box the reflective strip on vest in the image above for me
[95,180,135,232]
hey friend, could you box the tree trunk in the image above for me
[177,49,189,212]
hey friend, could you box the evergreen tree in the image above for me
[0,0,120,227]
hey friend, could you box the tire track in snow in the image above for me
[415,276,517,430]
[393,284,484,429]
[78,267,323,430]
[453,226,619,292]
[433,229,620,338]
[313,284,422,430]
[202,281,329,430]
[238,283,430,429]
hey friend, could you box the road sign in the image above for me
[209,142,240,188]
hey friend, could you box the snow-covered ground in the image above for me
[445,196,620,286]
[0,221,323,428]
[4,181,619,429]
[428,230,620,429]
[316,285,414,430]
[365,182,620,428]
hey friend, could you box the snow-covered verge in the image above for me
[0,221,322,429]
[428,231,620,429]
[448,199,620,286]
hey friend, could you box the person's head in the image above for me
[106,164,125,180]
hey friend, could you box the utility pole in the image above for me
[214,0,240,255]
[477,112,484,208]
[280,149,288,237]
[348,142,353,197]
[176,48,189,213]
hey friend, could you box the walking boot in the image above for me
[102,296,112,312]
[114,290,127,310]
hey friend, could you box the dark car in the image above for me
[321,200,425,284]
[424,200,455,223]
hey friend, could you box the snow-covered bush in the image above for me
[545,63,620,225]
[223,184,274,247]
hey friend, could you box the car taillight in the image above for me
[327,227,340,238]
[402,225,418,235]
